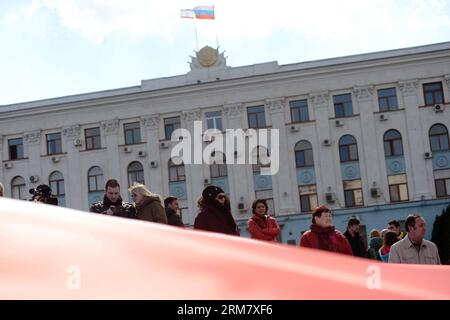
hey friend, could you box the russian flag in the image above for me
[193,6,215,20]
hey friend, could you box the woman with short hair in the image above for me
[299,205,352,255]
[247,199,280,242]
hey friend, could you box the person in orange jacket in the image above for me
[247,199,280,242]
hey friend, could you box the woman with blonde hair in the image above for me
[128,183,167,224]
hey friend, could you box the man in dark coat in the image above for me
[164,196,184,227]
[343,216,367,257]
[89,179,136,218]
[194,186,239,236]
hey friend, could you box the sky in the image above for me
[1,0,450,105]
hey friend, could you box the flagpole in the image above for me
[214,5,219,49]
[194,17,199,51]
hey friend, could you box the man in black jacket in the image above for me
[344,216,367,257]
[90,179,136,218]
[164,196,184,227]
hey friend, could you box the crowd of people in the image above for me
[0,180,442,264]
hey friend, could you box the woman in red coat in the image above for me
[247,199,280,242]
[300,205,352,255]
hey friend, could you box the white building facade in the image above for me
[1,43,450,244]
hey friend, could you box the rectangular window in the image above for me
[290,99,309,123]
[343,179,363,207]
[124,122,141,145]
[46,133,62,155]
[378,88,398,112]
[423,82,444,105]
[388,174,409,202]
[85,127,101,150]
[255,189,275,215]
[247,106,266,128]
[164,116,181,140]
[205,111,223,131]
[169,165,185,182]
[299,185,318,213]
[435,178,450,198]
[333,94,353,118]
[8,138,24,160]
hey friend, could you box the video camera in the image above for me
[29,184,58,205]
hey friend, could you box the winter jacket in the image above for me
[300,224,353,255]
[194,202,239,236]
[165,207,184,227]
[367,237,383,260]
[247,214,280,242]
[135,196,167,224]
[89,195,136,218]
[344,230,367,257]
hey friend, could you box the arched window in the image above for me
[210,152,227,178]
[339,135,359,162]
[127,161,144,186]
[383,130,404,157]
[87,166,104,192]
[169,159,185,182]
[11,176,26,200]
[49,171,65,197]
[429,124,450,152]
[295,140,314,167]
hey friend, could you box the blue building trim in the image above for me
[385,156,406,175]
[296,167,316,186]
[169,181,187,200]
[253,173,273,191]
[340,161,361,181]
[432,151,450,170]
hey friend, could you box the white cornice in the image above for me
[1,42,450,118]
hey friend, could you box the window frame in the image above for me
[169,160,186,182]
[377,87,399,112]
[339,135,359,162]
[127,161,145,187]
[124,122,142,145]
[383,130,404,157]
[429,124,450,152]
[247,106,267,129]
[289,99,310,123]
[164,116,181,140]
[423,82,444,106]
[8,138,24,160]
[435,178,450,198]
[85,127,101,150]
[11,176,26,200]
[205,111,223,131]
[87,167,104,192]
[333,94,353,118]
[46,132,62,155]
[49,171,65,196]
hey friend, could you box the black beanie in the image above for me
[202,185,225,201]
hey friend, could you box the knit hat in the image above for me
[202,185,225,201]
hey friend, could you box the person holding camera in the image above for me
[29,184,58,205]
[89,179,136,218]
